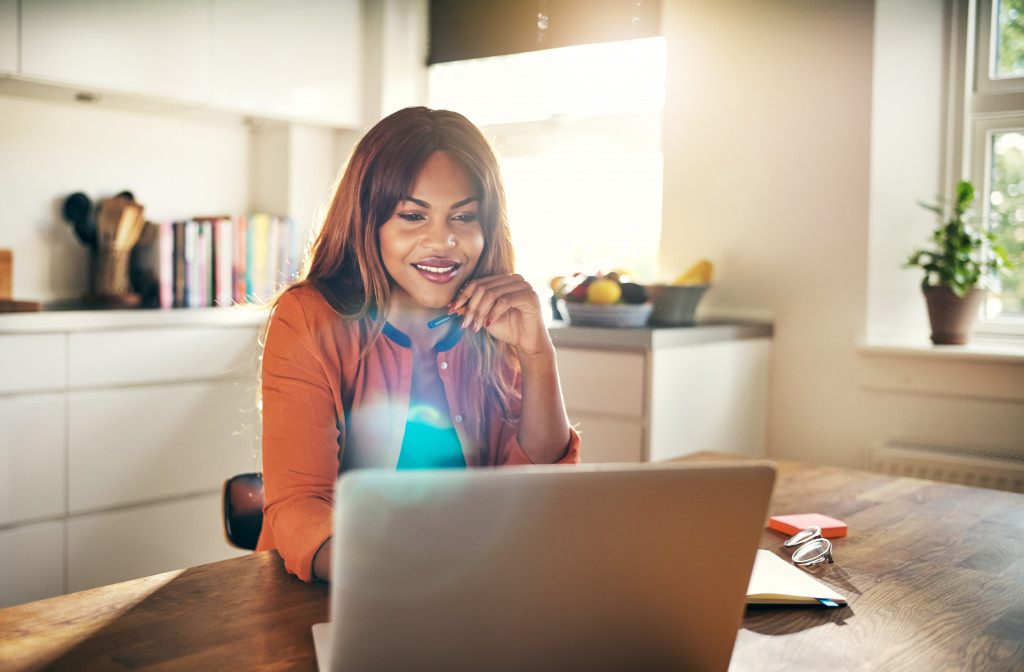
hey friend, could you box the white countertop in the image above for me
[0,306,773,348]
[0,306,270,333]
[547,320,773,350]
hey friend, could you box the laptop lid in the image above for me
[321,460,775,672]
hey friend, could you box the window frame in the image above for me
[960,0,1024,335]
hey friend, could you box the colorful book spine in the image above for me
[214,217,234,307]
[158,221,174,309]
[174,221,186,308]
[233,215,248,304]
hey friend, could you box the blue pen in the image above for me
[427,305,466,329]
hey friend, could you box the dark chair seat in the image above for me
[223,472,264,550]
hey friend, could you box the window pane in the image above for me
[428,37,665,126]
[427,37,666,298]
[502,150,663,295]
[987,131,1024,318]
[996,0,1024,78]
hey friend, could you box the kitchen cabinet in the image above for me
[551,323,772,464]
[210,0,362,128]
[20,0,212,103]
[0,522,65,608]
[0,394,65,527]
[67,493,236,593]
[15,0,363,127]
[0,0,16,74]
[0,309,264,608]
[556,348,646,463]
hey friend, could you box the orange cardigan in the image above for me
[256,285,580,580]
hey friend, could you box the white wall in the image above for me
[661,0,1024,468]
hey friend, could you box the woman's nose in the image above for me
[422,217,456,249]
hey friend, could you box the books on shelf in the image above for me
[148,213,301,309]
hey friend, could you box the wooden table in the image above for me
[2,457,1022,671]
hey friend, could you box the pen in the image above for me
[427,305,467,329]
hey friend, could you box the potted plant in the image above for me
[905,180,1012,344]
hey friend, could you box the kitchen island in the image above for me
[548,319,773,463]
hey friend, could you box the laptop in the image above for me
[312,460,775,672]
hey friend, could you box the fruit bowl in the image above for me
[647,284,709,326]
[562,301,653,328]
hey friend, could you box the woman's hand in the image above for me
[452,273,571,463]
[451,274,551,357]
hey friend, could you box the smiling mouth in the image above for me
[413,261,460,274]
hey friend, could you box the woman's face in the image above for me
[379,151,485,312]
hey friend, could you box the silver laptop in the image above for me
[312,460,775,672]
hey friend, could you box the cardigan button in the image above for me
[454,415,463,423]
[439,361,448,370]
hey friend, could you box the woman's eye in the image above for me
[397,213,425,222]
[452,213,478,223]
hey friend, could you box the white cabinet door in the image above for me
[556,348,646,418]
[574,416,644,464]
[68,380,259,513]
[556,347,647,464]
[20,0,210,102]
[68,325,259,388]
[0,521,65,609]
[0,0,16,74]
[210,0,362,127]
[0,334,66,394]
[0,394,66,526]
[67,493,248,593]
[649,339,770,462]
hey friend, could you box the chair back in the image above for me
[223,472,264,550]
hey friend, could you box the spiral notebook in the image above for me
[746,549,848,606]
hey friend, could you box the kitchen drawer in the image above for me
[555,347,646,418]
[0,334,67,394]
[649,339,770,462]
[68,380,259,513]
[573,415,644,464]
[0,521,65,609]
[67,493,248,593]
[68,325,260,388]
[0,393,65,526]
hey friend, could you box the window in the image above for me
[428,37,666,298]
[965,0,1024,332]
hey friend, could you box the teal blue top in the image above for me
[396,408,466,470]
[382,320,467,471]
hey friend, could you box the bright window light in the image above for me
[428,38,666,296]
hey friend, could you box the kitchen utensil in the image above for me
[62,192,97,248]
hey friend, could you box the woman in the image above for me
[256,107,580,582]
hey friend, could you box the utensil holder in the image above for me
[94,247,133,297]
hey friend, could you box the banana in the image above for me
[673,259,713,286]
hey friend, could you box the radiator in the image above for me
[868,440,1024,494]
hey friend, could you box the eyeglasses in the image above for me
[783,525,834,566]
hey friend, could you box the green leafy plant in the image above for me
[905,180,1013,297]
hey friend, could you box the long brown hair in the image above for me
[294,107,519,448]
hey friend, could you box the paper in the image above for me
[746,549,847,606]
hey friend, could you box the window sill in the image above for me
[858,335,1024,402]
[859,334,1024,363]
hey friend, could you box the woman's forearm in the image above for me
[515,342,572,463]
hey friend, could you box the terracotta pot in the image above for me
[923,286,985,345]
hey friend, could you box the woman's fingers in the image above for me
[455,274,539,333]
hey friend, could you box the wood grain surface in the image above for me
[1,456,1021,671]
[730,457,1024,672]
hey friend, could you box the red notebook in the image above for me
[769,513,848,538]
